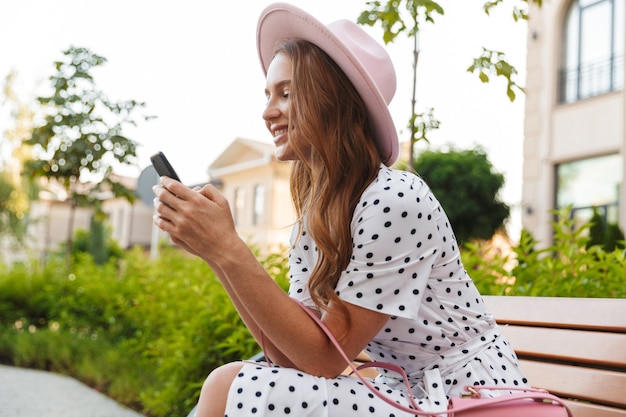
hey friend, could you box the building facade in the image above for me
[522,0,625,245]
[208,138,294,252]
[17,177,154,263]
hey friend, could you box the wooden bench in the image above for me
[187,296,626,417]
[483,296,626,417]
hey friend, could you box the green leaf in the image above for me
[506,87,516,101]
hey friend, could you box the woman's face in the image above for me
[263,53,298,161]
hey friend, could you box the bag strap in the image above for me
[292,298,572,417]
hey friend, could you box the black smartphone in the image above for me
[150,151,181,182]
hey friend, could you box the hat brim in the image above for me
[256,2,399,166]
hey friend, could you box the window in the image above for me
[252,184,265,226]
[556,154,621,227]
[234,187,245,226]
[559,0,624,103]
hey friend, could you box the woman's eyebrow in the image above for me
[265,79,291,95]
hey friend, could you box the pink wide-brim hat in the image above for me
[256,2,399,166]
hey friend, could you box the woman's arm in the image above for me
[153,182,295,366]
[153,178,389,377]
[202,262,297,367]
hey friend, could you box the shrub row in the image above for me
[463,207,625,297]
[0,246,289,416]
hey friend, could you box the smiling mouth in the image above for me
[273,128,288,138]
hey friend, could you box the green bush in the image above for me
[588,207,625,252]
[464,207,626,297]
[414,146,509,243]
[0,245,289,416]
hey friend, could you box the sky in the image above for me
[0,0,527,235]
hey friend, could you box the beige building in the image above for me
[522,0,624,245]
[21,177,154,263]
[208,138,294,251]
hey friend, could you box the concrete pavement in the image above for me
[0,364,144,417]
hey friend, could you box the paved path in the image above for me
[0,365,144,417]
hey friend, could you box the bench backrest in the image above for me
[483,296,626,417]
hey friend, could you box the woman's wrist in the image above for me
[208,234,249,271]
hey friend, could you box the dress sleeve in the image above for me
[287,225,315,307]
[335,173,444,319]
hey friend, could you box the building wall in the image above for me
[103,198,154,248]
[216,160,294,252]
[25,200,93,259]
[25,198,154,256]
[0,200,91,264]
[552,94,623,159]
[522,0,625,245]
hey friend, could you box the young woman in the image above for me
[152,3,529,416]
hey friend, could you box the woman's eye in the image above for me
[282,90,290,98]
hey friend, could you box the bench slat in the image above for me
[565,400,626,417]
[483,296,626,332]
[499,325,626,369]
[520,360,626,407]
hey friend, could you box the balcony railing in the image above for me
[558,54,624,103]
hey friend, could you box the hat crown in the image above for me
[326,19,396,105]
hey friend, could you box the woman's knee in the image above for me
[195,362,245,417]
[201,362,245,398]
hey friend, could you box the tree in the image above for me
[414,146,509,243]
[358,0,539,167]
[70,213,124,265]
[358,0,444,171]
[0,71,37,251]
[25,46,151,261]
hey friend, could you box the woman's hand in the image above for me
[152,177,238,264]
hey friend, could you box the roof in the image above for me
[208,138,276,178]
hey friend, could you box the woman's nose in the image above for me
[262,100,279,121]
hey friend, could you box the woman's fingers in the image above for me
[152,177,236,260]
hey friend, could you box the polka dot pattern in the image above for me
[226,166,528,416]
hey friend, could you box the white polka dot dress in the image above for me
[224,165,529,417]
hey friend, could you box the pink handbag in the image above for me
[290,299,573,417]
[447,390,572,417]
